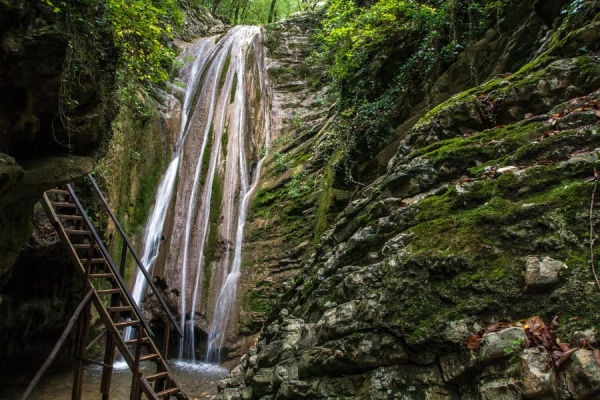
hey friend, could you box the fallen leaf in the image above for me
[555,348,577,369]
[467,333,483,350]
[557,341,570,352]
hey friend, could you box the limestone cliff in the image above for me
[222,0,600,398]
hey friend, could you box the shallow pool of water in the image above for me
[2,360,228,399]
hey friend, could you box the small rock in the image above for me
[562,152,598,166]
[525,256,567,288]
[274,358,299,389]
[519,347,557,399]
[497,166,519,174]
[251,368,274,399]
[571,328,598,346]
[564,349,600,399]
[479,379,523,400]
[222,388,241,400]
[479,327,527,362]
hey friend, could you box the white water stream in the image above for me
[129,26,270,363]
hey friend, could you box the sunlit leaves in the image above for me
[106,0,183,87]
[315,0,443,82]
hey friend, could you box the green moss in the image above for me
[314,160,335,241]
[200,125,214,187]
[221,130,228,158]
[413,121,545,169]
[219,54,231,90]
[230,73,238,103]
[203,171,224,300]
[246,285,275,313]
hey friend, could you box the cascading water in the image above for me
[122,39,215,347]
[126,37,215,326]
[130,25,271,363]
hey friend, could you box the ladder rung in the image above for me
[82,258,106,264]
[97,288,121,295]
[46,189,70,195]
[57,214,83,220]
[114,320,140,329]
[51,201,77,208]
[125,337,150,346]
[107,306,132,313]
[66,229,91,235]
[146,371,169,381]
[73,243,98,249]
[156,387,180,398]
[90,273,113,279]
[139,353,160,362]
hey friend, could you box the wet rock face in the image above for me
[177,0,226,40]
[0,0,117,285]
[222,1,600,398]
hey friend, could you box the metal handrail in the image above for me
[86,174,184,338]
[65,184,155,337]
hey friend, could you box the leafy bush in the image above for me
[39,0,183,89]
[311,0,509,162]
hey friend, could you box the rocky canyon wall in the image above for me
[221,0,600,398]
[0,0,118,380]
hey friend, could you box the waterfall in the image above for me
[129,25,270,362]
[124,38,217,341]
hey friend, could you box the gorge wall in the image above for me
[220,0,600,398]
[0,0,118,379]
[2,0,600,398]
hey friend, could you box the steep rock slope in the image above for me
[230,14,334,358]
[221,1,600,398]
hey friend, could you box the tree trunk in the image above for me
[268,0,277,23]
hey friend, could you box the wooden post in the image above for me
[72,290,92,400]
[119,244,127,278]
[130,325,143,400]
[162,321,171,360]
[100,292,120,399]
[20,290,93,400]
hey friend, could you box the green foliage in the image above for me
[106,0,183,87]
[503,338,524,364]
[285,171,315,198]
[310,0,509,163]
[38,0,183,102]
[316,0,444,82]
[273,151,291,172]
[191,0,304,26]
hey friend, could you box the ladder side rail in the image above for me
[40,193,87,275]
[89,292,138,367]
[139,378,160,400]
[65,184,155,338]
[87,174,184,339]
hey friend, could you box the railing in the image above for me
[64,184,155,337]
[85,174,183,343]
